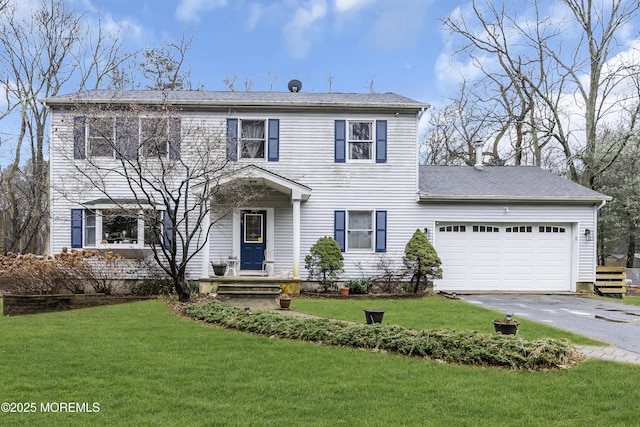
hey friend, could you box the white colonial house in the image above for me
[43,88,609,293]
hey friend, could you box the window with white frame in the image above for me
[82,209,162,248]
[347,210,373,250]
[240,120,266,159]
[87,117,114,158]
[348,121,373,160]
[75,116,180,160]
[141,117,168,157]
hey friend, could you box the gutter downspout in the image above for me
[416,106,428,201]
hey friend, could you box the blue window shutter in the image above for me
[376,120,387,163]
[334,210,346,252]
[334,120,346,163]
[163,210,173,249]
[71,209,83,248]
[115,117,139,160]
[226,118,238,161]
[169,117,181,160]
[73,117,86,159]
[375,210,387,252]
[268,119,279,161]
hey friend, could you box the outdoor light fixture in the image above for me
[584,228,593,241]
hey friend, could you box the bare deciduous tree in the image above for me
[51,96,261,301]
[0,0,130,254]
[139,32,197,91]
[440,0,640,187]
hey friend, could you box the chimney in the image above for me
[473,140,484,171]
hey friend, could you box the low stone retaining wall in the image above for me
[2,294,156,316]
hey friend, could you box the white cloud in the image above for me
[371,0,429,50]
[334,0,376,13]
[282,0,328,58]
[175,0,228,23]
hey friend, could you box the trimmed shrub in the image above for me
[183,300,583,370]
[345,278,375,294]
[304,236,344,291]
[404,229,442,293]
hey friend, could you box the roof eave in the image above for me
[40,96,430,113]
[418,194,612,204]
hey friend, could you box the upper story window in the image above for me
[226,118,279,162]
[74,116,181,161]
[241,120,266,159]
[87,117,115,158]
[348,121,373,160]
[335,119,386,163]
[142,118,169,157]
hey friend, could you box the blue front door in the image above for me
[240,210,266,270]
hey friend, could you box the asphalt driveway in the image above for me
[459,294,640,354]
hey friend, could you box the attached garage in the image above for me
[418,165,611,293]
[434,222,572,291]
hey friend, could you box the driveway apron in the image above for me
[460,295,640,354]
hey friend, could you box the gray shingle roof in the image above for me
[41,89,428,111]
[419,165,610,203]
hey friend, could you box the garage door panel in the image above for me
[435,223,572,292]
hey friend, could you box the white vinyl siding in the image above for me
[48,101,600,290]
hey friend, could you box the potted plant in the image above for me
[339,285,350,296]
[278,293,292,309]
[210,260,227,276]
[492,313,519,335]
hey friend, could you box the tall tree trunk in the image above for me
[627,233,636,269]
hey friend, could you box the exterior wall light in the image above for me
[584,228,593,241]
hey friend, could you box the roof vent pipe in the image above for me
[473,140,484,171]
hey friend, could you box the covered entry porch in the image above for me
[199,165,311,280]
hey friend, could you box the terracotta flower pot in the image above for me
[340,287,350,296]
[279,297,292,309]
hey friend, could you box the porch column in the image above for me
[200,209,211,278]
[292,197,301,279]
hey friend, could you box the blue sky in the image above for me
[87,0,464,105]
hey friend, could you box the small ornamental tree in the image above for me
[403,229,443,293]
[304,236,344,291]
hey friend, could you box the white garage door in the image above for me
[434,223,572,292]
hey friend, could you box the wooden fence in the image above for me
[595,266,626,297]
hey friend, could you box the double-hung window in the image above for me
[334,119,386,163]
[334,210,387,252]
[74,116,181,160]
[348,121,373,160]
[226,118,279,161]
[87,117,115,158]
[348,211,373,250]
[141,118,168,157]
[240,120,266,159]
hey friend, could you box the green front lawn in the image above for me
[0,298,638,426]
[291,296,606,345]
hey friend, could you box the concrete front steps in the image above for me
[198,276,301,310]
[217,283,281,309]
